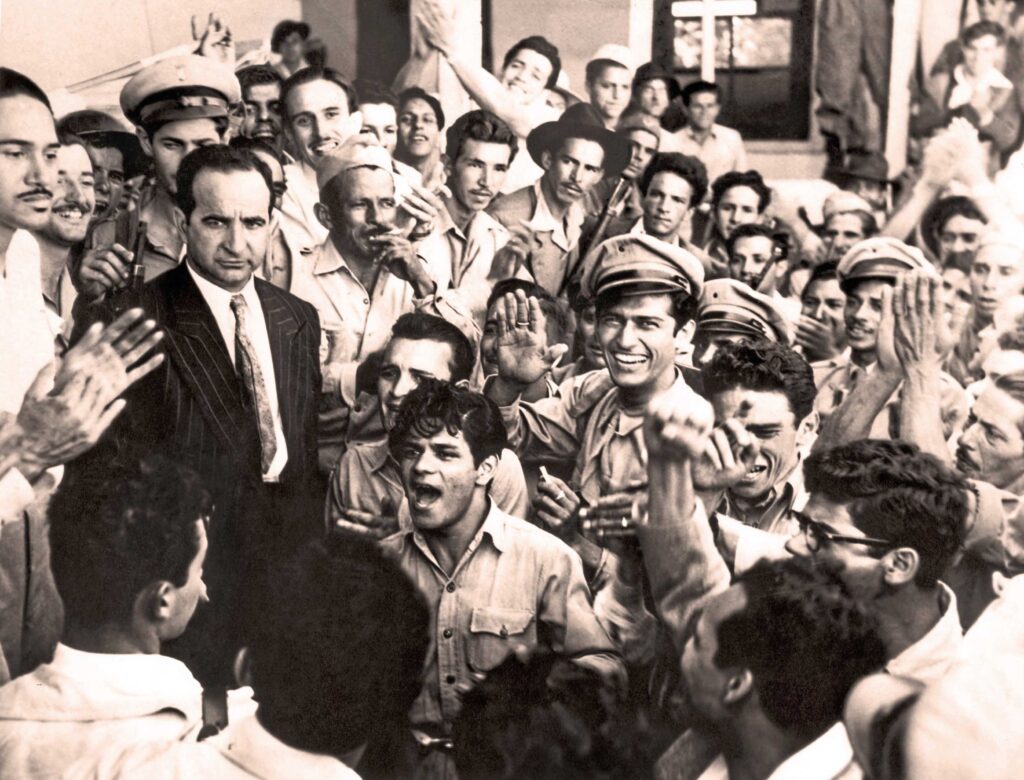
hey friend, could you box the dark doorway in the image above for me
[356,0,411,84]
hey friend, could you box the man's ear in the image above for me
[145,580,177,624]
[443,155,455,181]
[136,127,153,158]
[314,202,333,232]
[796,410,819,452]
[233,647,253,688]
[540,149,553,172]
[475,453,499,487]
[722,668,754,706]
[675,318,697,351]
[883,547,920,587]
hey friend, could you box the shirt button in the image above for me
[445,582,456,593]
[445,674,456,684]
[443,628,453,639]
[362,298,369,304]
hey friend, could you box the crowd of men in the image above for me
[0,5,1022,779]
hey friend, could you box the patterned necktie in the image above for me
[230,294,277,473]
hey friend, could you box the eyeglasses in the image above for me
[793,511,893,552]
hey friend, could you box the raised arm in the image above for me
[814,287,902,451]
[637,383,730,652]
[894,271,964,464]
[415,0,539,138]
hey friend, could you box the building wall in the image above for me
[491,0,633,97]
[0,0,302,91]
[302,0,359,79]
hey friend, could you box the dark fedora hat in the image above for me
[56,110,148,179]
[526,102,632,178]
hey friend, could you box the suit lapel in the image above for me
[161,265,250,451]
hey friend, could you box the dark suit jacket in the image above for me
[72,263,322,681]
[487,185,582,297]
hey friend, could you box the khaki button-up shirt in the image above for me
[380,502,623,731]
[501,368,695,503]
[813,352,970,440]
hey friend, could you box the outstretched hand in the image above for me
[493,290,563,386]
[893,270,965,374]
[416,0,457,58]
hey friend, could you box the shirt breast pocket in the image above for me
[467,607,536,672]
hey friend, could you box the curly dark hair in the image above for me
[388,379,508,466]
[639,152,708,206]
[453,652,655,779]
[49,455,211,628]
[804,440,970,587]
[710,170,771,212]
[702,340,817,422]
[715,557,887,743]
[445,109,518,165]
[252,535,429,758]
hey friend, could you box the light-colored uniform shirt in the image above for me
[0,643,254,780]
[812,352,969,441]
[77,713,360,780]
[279,161,330,260]
[186,264,288,482]
[290,238,477,470]
[326,438,530,526]
[501,368,694,503]
[292,239,477,397]
[673,123,748,188]
[417,205,511,327]
[380,501,622,732]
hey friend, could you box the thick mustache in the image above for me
[20,187,53,199]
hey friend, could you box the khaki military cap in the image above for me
[698,278,790,343]
[121,55,241,126]
[581,233,705,301]
[836,237,932,293]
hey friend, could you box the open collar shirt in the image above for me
[418,204,511,326]
[379,501,621,732]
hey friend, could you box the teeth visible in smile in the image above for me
[53,206,85,221]
[613,353,647,365]
[312,139,339,155]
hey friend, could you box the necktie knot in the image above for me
[230,294,246,315]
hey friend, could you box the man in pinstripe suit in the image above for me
[72,145,322,684]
